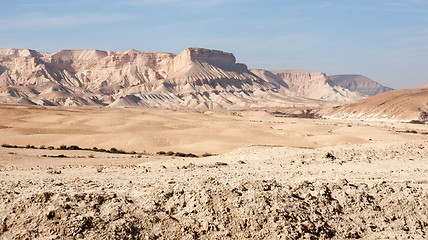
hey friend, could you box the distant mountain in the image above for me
[328,74,393,96]
[251,69,366,102]
[1,47,367,109]
[321,84,428,123]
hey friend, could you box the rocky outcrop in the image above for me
[329,74,393,96]
[0,48,366,109]
[252,69,365,102]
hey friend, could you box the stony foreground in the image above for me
[0,140,427,239]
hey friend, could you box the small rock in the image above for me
[323,152,336,160]
[215,162,228,166]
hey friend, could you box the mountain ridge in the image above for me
[0,47,388,109]
[328,74,393,96]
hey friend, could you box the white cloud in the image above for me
[0,13,135,30]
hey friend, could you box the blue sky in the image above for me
[1,0,428,89]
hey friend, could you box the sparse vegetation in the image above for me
[1,143,211,157]
[157,151,199,158]
[185,153,198,158]
[68,145,81,150]
[166,151,175,156]
[202,153,214,157]
[1,143,137,155]
[42,154,67,158]
[272,109,320,119]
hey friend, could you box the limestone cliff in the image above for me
[252,69,365,102]
[328,74,393,96]
[0,48,365,109]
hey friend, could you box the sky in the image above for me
[1,0,428,89]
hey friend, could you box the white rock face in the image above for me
[270,70,365,102]
[329,74,393,96]
[0,48,365,108]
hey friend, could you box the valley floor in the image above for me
[0,105,427,239]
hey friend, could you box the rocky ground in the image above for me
[0,139,427,239]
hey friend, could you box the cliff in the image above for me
[0,48,366,109]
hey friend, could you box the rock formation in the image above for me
[329,74,393,96]
[1,47,370,109]
[321,84,428,123]
[251,69,365,102]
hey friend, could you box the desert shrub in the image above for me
[165,151,175,156]
[185,153,198,158]
[88,154,95,158]
[59,145,67,150]
[49,154,67,158]
[174,152,186,157]
[47,146,55,150]
[68,145,81,150]
[1,144,13,148]
[109,148,126,154]
[157,151,166,155]
[26,144,36,149]
[39,145,46,149]
[202,153,214,157]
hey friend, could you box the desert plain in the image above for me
[0,105,427,239]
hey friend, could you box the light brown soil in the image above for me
[0,106,427,239]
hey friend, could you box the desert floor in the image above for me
[0,105,427,239]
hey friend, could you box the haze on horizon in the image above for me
[1,0,427,89]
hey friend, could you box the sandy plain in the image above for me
[0,105,427,239]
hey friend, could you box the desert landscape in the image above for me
[0,104,427,239]
[0,47,427,239]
